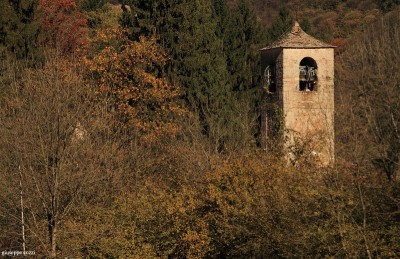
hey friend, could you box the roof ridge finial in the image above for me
[292,20,301,34]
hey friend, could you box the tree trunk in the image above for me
[48,212,57,258]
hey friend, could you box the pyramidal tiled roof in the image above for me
[261,21,335,50]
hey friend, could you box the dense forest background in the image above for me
[0,0,399,257]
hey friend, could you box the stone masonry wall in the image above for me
[282,48,335,163]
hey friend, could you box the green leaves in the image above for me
[267,5,293,44]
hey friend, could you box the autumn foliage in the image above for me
[37,0,88,54]
[330,38,345,55]
[86,30,187,142]
[1,1,400,258]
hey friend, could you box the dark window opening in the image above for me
[299,57,318,91]
[264,65,276,93]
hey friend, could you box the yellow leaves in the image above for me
[182,225,211,258]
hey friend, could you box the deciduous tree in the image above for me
[37,0,88,54]
[86,30,187,142]
[0,53,117,257]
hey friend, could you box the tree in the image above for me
[86,30,187,142]
[337,9,400,182]
[378,0,400,11]
[0,53,115,257]
[37,0,88,54]
[214,0,263,91]
[0,0,40,59]
[267,5,293,44]
[335,10,400,257]
[211,0,264,149]
[120,0,157,40]
[80,2,121,30]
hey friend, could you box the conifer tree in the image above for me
[211,0,265,149]
[267,5,293,43]
[171,0,235,151]
[0,0,40,58]
[214,0,263,91]
[120,0,171,41]
[378,0,400,11]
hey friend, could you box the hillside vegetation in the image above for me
[0,0,399,257]
[251,0,399,42]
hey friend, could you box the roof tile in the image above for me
[261,21,335,50]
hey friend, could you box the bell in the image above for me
[299,66,307,81]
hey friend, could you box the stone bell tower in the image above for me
[260,21,335,164]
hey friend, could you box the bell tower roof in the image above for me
[261,21,335,50]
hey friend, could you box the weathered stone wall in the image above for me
[282,48,335,163]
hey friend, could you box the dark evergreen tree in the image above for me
[121,1,154,39]
[377,0,400,11]
[0,0,40,59]
[120,0,172,41]
[267,5,293,44]
[300,18,312,34]
[212,0,229,38]
[171,0,237,151]
[215,0,263,91]
[211,0,265,148]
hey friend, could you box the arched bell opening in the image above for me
[299,57,318,91]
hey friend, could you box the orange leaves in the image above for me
[87,30,187,142]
